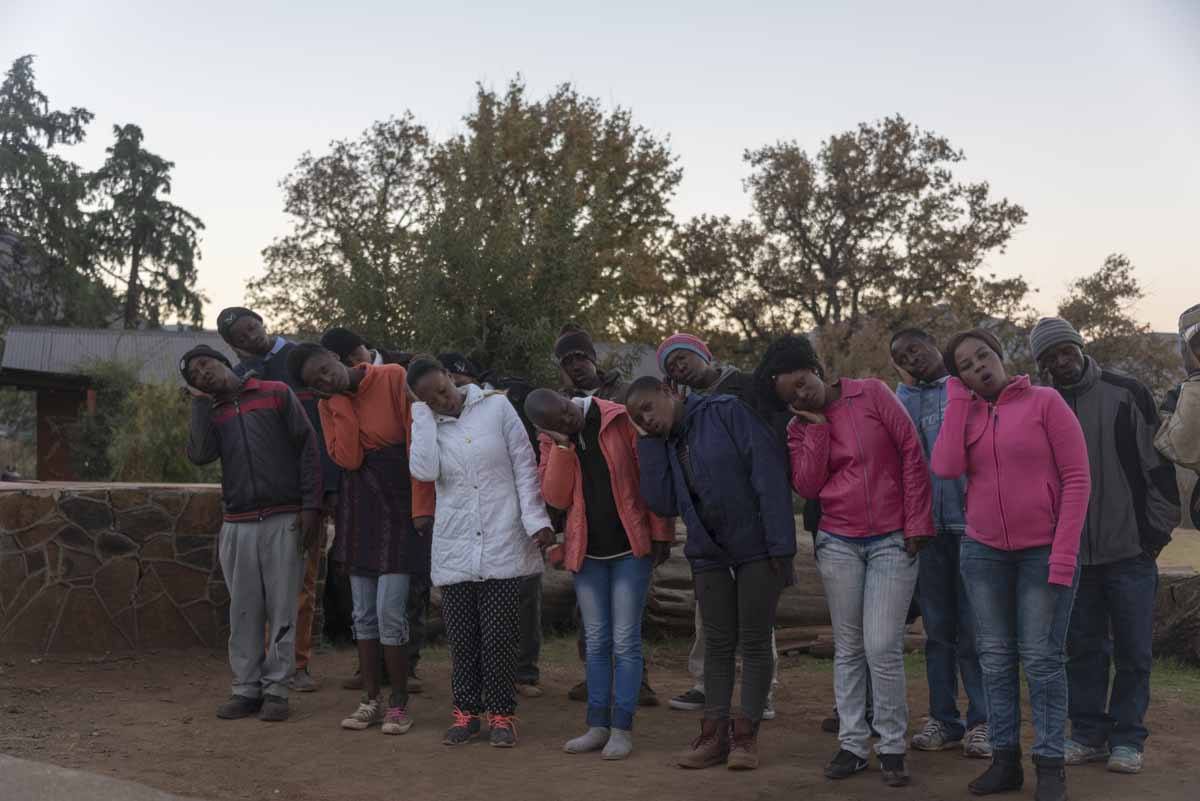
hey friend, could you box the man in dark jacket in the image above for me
[183,345,322,723]
[656,332,778,718]
[218,306,340,693]
[629,376,796,769]
[1031,317,1180,775]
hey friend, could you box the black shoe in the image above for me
[258,694,289,722]
[969,748,1025,796]
[1033,755,1067,801]
[568,680,588,702]
[880,754,910,787]
[825,749,869,780]
[216,695,263,720]
[669,689,706,711]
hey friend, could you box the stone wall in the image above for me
[0,483,230,654]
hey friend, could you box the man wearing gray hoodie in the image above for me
[1031,317,1179,775]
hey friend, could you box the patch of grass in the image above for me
[1153,658,1200,704]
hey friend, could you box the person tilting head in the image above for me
[217,306,340,692]
[760,333,933,787]
[287,342,435,737]
[181,344,323,724]
[406,357,554,749]
[626,375,796,772]
[1030,316,1179,776]
[931,328,1092,801]
[524,388,675,760]
[320,326,412,368]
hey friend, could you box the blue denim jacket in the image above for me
[896,377,966,532]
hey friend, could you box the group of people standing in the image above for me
[179,298,1199,800]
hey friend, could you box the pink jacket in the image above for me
[931,376,1090,586]
[788,378,934,539]
[538,398,675,573]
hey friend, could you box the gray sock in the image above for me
[564,726,610,753]
[602,728,634,760]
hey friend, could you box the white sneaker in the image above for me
[911,718,959,751]
[341,698,384,730]
[963,723,992,759]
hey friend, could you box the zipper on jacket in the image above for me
[233,396,264,520]
[847,398,876,533]
[990,406,1010,549]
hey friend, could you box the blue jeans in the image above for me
[816,531,918,757]
[918,528,986,736]
[1067,553,1158,752]
[960,538,1078,758]
[349,573,411,646]
[573,554,653,730]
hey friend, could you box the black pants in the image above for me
[694,560,785,723]
[442,577,523,716]
[516,574,542,685]
[407,573,431,667]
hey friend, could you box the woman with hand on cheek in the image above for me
[756,335,933,789]
[931,329,1089,801]
[406,357,554,749]
[287,343,435,737]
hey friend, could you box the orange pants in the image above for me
[294,534,321,671]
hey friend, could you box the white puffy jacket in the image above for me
[409,384,550,587]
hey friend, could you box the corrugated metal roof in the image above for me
[1,325,236,385]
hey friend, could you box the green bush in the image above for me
[108,381,220,483]
[69,360,138,480]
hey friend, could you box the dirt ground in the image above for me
[1,641,1198,801]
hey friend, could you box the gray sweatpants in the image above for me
[218,515,304,699]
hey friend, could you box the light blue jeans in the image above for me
[816,531,918,758]
[573,554,653,731]
[350,573,411,646]
[959,538,1078,758]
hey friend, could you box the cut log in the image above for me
[1153,569,1200,665]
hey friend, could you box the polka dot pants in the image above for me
[441,577,523,716]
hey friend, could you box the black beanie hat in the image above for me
[320,327,368,361]
[553,323,597,365]
[179,345,232,386]
[438,352,480,379]
[216,307,262,341]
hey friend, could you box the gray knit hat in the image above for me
[1179,304,1200,345]
[1029,317,1085,362]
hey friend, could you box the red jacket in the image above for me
[931,375,1090,586]
[538,398,674,573]
[788,378,934,539]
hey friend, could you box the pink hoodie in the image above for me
[788,378,934,539]
[931,375,1090,586]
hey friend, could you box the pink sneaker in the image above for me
[382,706,413,735]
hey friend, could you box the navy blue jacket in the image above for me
[637,394,797,573]
[235,337,341,497]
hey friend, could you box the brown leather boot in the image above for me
[677,718,730,769]
[727,717,760,770]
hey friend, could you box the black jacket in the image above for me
[235,337,341,496]
[187,377,324,521]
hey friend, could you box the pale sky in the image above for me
[4,0,1198,332]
